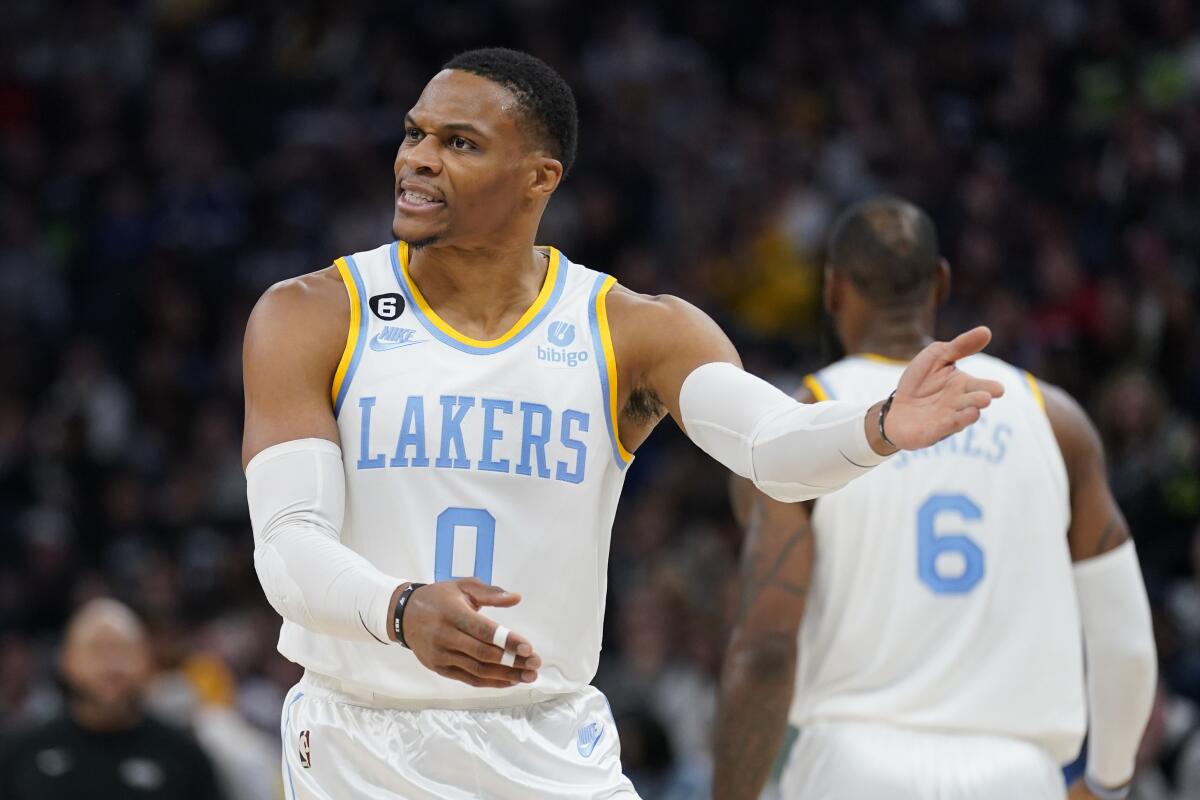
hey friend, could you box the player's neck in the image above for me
[847,318,934,362]
[407,241,550,339]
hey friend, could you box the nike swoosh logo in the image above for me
[369,335,425,352]
[577,725,604,758]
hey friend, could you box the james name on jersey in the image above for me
[354,393,591,484]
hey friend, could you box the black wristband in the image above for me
[879,390,899,450]
[393,582,425,648]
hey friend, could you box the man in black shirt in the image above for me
[0,599,223,800]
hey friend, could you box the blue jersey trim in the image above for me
[390,242,569,355]
[333,255,369,419]
[282,691,305,799]
[587,272,631,470]
[813,373,836,400]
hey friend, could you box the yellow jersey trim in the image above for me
[803,374,830,402]
[398,241,562,349]
[1024,371,1046,412]
[596,276,634,464]
[858,352,910,366]
[330,257,361,409]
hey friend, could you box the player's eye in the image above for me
[404,127,422,142]
[449,136,475,151]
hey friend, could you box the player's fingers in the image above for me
[962,376,1005,399]
[454,612,536,659]
[444,632,542,671]
[442,652,538,685]
[954,390,997,412]
[459,579,522,609]
[433,664,515,690]
[940,326,992,361]
[950,406,982,430]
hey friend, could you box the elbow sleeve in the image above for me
[679,362,890,502]
[1074,541,1157,791]
[246,438,402,644]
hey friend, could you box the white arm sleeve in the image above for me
[1074,540,1157,795]
[678,361,891,502]
[246,438,404,645]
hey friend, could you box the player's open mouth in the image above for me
[397,188,446,212]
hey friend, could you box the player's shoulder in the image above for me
[603,283,716,338]
[244,264,351,373]
[248,265,347,338]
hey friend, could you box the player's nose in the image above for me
[398,135,443,176]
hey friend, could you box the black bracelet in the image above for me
[879,390,899,450]
[393,582,425,649]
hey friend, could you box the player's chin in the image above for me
[393,213,447,248]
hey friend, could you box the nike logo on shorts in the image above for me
[576,721,604,758]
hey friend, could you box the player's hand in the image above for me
[401,578,542,689]
[879,326,1005,452]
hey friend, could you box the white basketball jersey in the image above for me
[791,353,1086,762]
[276,241,633,705]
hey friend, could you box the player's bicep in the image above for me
[1043,384,1130,562]
[242,271,348,467]
[613,292,741,429]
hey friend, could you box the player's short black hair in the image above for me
[827,197,941,307]
[443,47,578,175]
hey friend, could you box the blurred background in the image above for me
[1,0,1199,797]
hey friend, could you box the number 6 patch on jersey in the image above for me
[369,293,405,320]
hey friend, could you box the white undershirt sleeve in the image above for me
[678,361,891,502]
[1074,541,1157,796]
[246,438,404,645]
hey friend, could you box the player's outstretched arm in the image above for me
[606,288,1004,501]
[1043,383,1156,799]
[714,466,816,800]
[243,270,539,687]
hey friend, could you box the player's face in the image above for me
[393,70,539,248]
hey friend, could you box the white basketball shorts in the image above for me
[280,672,640,799]
[780,719,1066,800]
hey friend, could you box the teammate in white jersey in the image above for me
[241,51,1006,799]
[713,198,1158,800]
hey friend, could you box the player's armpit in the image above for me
[242,266,349,467]
[1041,382,1131,561]
[714,480,815,800]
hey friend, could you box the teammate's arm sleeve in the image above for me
[247,438,404,645]
[1044,383,1156,797]
[714,469,816,800]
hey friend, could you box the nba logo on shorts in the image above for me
[298,730,312,768]
[576,720,604,758]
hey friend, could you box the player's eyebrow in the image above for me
[405,114,488,138]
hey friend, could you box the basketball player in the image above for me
[713,198,1158,800]
[242,51,1004,799]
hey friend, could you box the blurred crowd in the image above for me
[1,0,1199,797]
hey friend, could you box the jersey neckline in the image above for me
[390,241,568,355]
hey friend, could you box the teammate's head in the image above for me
[59,598,151,729]
[393,48,577,250]
[824,197,950,348]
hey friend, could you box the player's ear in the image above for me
[935,258,951,307]
[528,156,563,200]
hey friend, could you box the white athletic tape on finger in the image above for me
[500,650,516,668]
[492,625,510,649]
